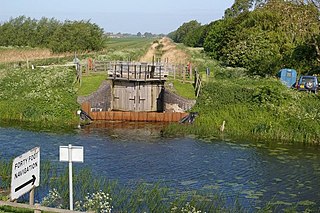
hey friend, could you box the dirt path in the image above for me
[139,37,190,64]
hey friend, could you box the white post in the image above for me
[68,144,73,211]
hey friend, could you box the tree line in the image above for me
[168,0,320,76]
[0,16,104,53]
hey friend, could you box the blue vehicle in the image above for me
[278,69,297,88]
[296,75,319,94]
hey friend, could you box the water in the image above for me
[0,122,320,211]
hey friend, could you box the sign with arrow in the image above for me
[11,147,40,201]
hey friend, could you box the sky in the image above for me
[0,0,234,34]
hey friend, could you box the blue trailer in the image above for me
[278,69,297,88]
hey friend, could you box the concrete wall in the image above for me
[77,80,112,111]
[163,90,196,112]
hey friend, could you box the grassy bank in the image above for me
[159,43,320,144]
[164,73,320,144]
[0,67,79,128]
[77,73,106,96]
[0,37,156,130]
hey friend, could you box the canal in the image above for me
[0,122,319,211]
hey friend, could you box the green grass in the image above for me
[99,37,157,61]
[0,37,157,129]
[163,76,320,144]
[77,73,107,96]
[105,37,156,50]
[0,206,33,213]
[167,79,196,100]
[0,67,79,126]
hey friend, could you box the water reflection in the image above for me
[79,121,167,141]
[0,122,320,211]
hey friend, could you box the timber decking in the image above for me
[82,102,188,122]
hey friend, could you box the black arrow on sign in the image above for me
[15,175,36,192]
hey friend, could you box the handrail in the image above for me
[0,201,91,213]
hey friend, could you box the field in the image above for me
[0,37,155,64]
[0,47,72,64]
[105,37,156,50]
[98,37,156,61]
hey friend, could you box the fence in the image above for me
[80,60,202,97]
[82,60,193,80]
[194,69,202,98]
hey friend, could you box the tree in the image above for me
[0,17,104,53]
[206,1,320,75]
[49,20,104,53]
[34,18,61,47]
[225,0,253,18]
[203,19,232,59]
[143,32,153,37]
[173,20,201,44]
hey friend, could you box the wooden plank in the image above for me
[87,110,188,123]
[113,112,123,121]
[155,113,164,122]
[81,102,91,114]
[122,112,131,121]
[147,112,157,121]
[164,112,173,122]
[104,112,113,120]
[130,112,139,121]
[172,112,181,122]
[0,201,86,213]
[90,112,97,120]
[98,112,106,120]
[138,112,148,122]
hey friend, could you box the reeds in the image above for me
[44,167,244,212]
[0,160,314,212]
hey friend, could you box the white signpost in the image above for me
[11,147,40,203]
[59,144,84,210]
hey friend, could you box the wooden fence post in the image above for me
[183,65,186,83]
[29,187,35,206]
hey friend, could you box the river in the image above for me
[0,122,319,211]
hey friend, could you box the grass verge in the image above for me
[77,73,107,96]
[163,76,320,144]
[0,67,79,127]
